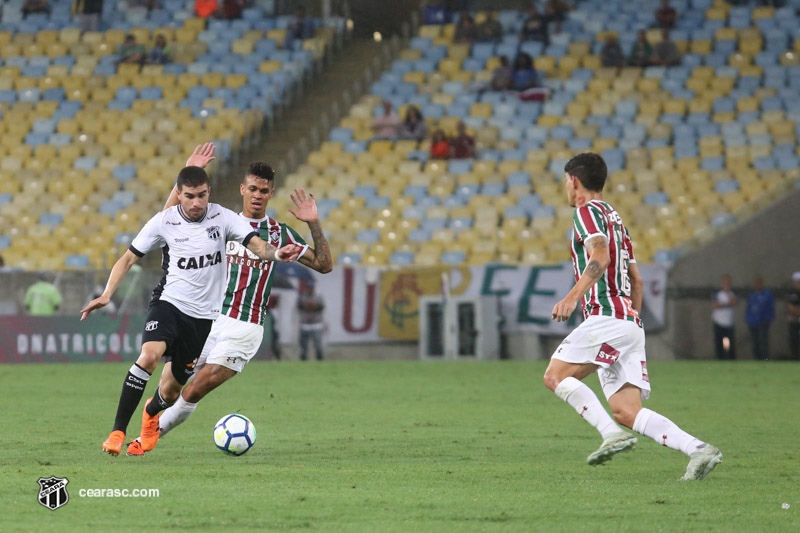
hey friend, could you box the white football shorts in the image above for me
[551,315,651,401]
[196,314,264,373]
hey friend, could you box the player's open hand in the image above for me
[275,244,304,262]
[80,296,110,321]
[551,297,577,322]
[185,142,216,169]
[288,188,319,223]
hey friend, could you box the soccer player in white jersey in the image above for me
[81,165,304,456]
[544,152,722,481]
[125,144,332,456]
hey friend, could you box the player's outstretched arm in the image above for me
[80,250,140,321]
[246,236,303,263]
[628,262,644,313]
[162,142,217,211]
[552,236,610,322]
[288,188,332,274]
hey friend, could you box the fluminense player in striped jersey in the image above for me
[543,152,722,481]
[127,143,332,456]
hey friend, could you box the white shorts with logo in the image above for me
[552,315,651,401]
[197,314,264,373]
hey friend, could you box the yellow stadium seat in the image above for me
[686,98,711,114]
[740,38,763,56]
[259,60,281,73]
[534,56,555,74]
[231,39,254,55]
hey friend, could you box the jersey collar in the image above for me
[178,205,207,223]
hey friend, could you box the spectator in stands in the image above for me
[545,0,572,33]
[787,271,800,360]
[512,52,540,91]
[601,34,625,68]
[491,55,514,91]
[116,34,146,66]
[0,254,5,269]
[712,274,737,360]
[430,129,451,159]
[75,0,103,32]
[476,10,503,43]
[423,0,447,25]
[628,30,653,67]
[23,0,50,17]
[399,106,427,141]
[371,100,401,139]
[25,274,62,316]
[519,7,550,46]
[454,11,477,43]
[655,0,677,29]
[746,276,774,360]
[147,34,172,64]
[219,0,247,19]
[450,121,475,159]
[653,28,680,66]
[194,0,218,18]
[287,5,316,44]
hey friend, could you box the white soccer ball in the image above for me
[213,414,256,456]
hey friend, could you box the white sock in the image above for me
[633,408,705,456]
[554,377,620,439]
[158,395,197,438]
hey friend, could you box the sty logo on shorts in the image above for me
[207,226,221,240]
[595,343,620,365]
[641,361,650,382]
[145,321,159,332]
[38,476,69,511]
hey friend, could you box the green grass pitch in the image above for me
[1,360,798,532]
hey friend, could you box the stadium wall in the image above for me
[664,185,800,360]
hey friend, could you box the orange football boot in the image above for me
[140,399,161,452]
[102,430,125,455]
[126,439,145,457]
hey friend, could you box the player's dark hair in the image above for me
[246,162,275,183]
[176,166,209,190]
[564,152,607,192]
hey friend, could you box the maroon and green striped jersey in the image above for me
[571,199,641,326]
[221,214,308,325]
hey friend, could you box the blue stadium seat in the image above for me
[507,171,531,186]
[0,235,11,249]
[390,251,414,265]
[365,196,391,209]
[700,156,724,171]
[140,86,163,100]
[39,213,64,226]
[644,192,670,205]
[0,194,13,207]
[408,228,432,243]
[448,218,473,231]
[116,86,138,102]
[99,200,125,215]
[441,195,467,208]
[481,183,505,196]
[447,159,472,174]
[65,254,90,269]
[338,253,361,265]
[73,157,97,171]
[504,205,527,219]
[356,229,381,244]
[421,218,447,232]
[112,191,136,207]
[441,251,466,265]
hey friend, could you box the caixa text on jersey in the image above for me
[177,252,223,270]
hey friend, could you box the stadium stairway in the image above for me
[215,37,399,207]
